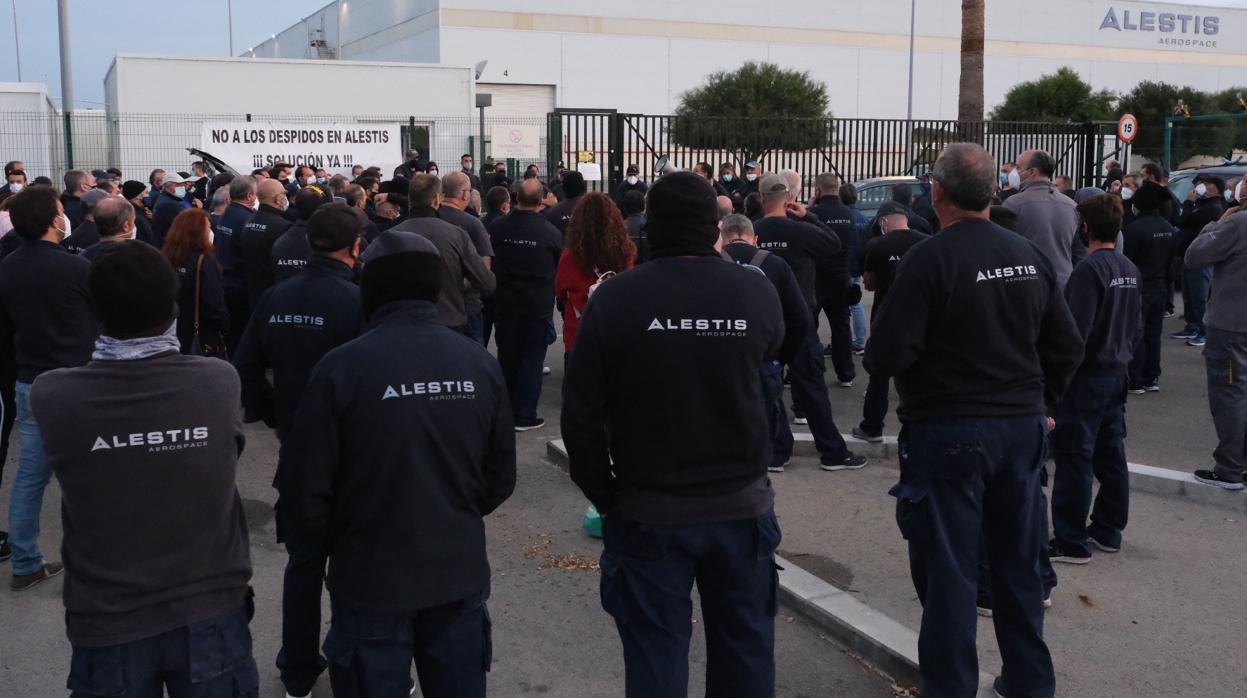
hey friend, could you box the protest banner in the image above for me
[201,122,403,174]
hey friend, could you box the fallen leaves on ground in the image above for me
[525,534,600,572]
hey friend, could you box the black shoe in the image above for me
[823,344,833,357]
[1048,539,1091,565]
[11,561,64,591]
[992,676,1008,698]
[513,417,546,432]
[1193,469,1245,491]
[0,531,9,563]
[851,426,883,443]
[1089,537,1120,554]
[820,453,867,471]
[852,347,865,356]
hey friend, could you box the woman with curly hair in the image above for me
[556,192,636,356]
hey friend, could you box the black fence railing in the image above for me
[547,112,1130,200]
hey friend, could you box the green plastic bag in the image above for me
[583,504,603,539]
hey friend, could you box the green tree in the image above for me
[671,62,830,165]
[1117,81,1230,163]
[989,67,1116,122]
[1212,87,1247,160]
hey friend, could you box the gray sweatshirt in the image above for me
[1186,210,1247,334]
[1004,180,1088,288]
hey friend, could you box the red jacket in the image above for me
[555,250,633,353]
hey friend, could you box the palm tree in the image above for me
[958,0,985,127]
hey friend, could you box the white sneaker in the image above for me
[793,417,808,426]
[542,366,551,375]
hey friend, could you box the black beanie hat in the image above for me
[89,241,178,338]
[358,231,442,319]
[308,202,363,253]
[121,180,146,201]
[645,171,720,258]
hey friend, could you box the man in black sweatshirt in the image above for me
[1123,181,1175,393]
[242,178,293,306]
[1049,194,1142,566]
[0,186,95,590]
[543,169,585,236]
[1173,174,1225,345]
[488,178,563,430]
[720,213,809,473]
[564,172,785,697]
[279,232,515,698]
[808,172,860,385]
[271,186,332,284]
[855,202,928,442]
[865,143,1083,698]
[754,174,866,471]
[32,241,256,696]
[235,204,364,698]
[216,176,259,352]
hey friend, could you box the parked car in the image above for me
[1167,164,1246,202]
[851,176,929,217]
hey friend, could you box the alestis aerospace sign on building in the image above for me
[1097,3,1226,50]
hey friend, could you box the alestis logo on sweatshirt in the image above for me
[91,427,209,453]
[975,265,1038,283]
[382,380,476,402]
[647,318,748,337]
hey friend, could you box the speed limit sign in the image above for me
[1117,113,1139,143]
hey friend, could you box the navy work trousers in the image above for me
[1051,372,1130,554]
[67,604,258,698]
[323,592,492,698]
[1129,284,1167,387]
[494,314,550,421]
[788,323,850,462]
[599,510,781,698]
[892,415,1055,698]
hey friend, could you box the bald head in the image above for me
[257,178,286,206]
[780,170,801,200]
[94,196,136,239]
[442,171,471,209]
[517,178,544,209]
[716,195,734,219]
[815,173,840,197]
[931,143,997,216]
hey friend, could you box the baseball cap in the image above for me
[744,161,761,170]
[759,173,789,196]
[161,171,187,185]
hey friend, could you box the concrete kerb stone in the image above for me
[544,437,998,696]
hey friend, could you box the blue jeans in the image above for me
[892,416,1055,698]
[600,510,780,698]
[1182,267,1212,335]
[1051,372,1130,554]
[68,604,258,698]
[9,380,53,576]
[323,593,491,698]
[849,276,867,349]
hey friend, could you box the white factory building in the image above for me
[243,0,1247,121]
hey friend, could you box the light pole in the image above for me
[227,0,234,56]
[57,0,73,169]
[10,0,20,81]
[905,0,916,173]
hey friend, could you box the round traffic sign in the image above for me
[1117,113,1139,143]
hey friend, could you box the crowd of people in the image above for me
[0,138,1242,698]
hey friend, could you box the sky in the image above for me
[2,0,1247,109]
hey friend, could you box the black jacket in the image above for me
[62,220,99,255]
[563,256,783,521]
[271,221,311,284]
[233,255,362,435]
[242,204,293,306]
[1176,196,1225,257]
[215,201,253,288]
[624,214,649,264]
[132,204,155,247]
[865,218,1084,420]
[544,195,581,236]
[1064,249,1143,374]
[278,300,516,615]
[172,251,230,353]
[488,209,563,318]
[722,243,808,364]
[151,192,185,249]
[1122,213,1175,288]
[62,193,87,229]
[807,196,857,301]
[613,179,649,206]
[753,214,842,309]
[0,239,95,382]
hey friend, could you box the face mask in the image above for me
[1225,189,1235,203]
[627,176,638,185]
[281,198,290,211]
[8,182,21,193]
[722,174,733,182]
[998,172,1009,186]
[1237,181,1245,203]
[1195,183,1208,198]
[1007,169,1022,189]
[56,213,71,241]
[316,177,327,185]
[1121,187,1134,201]
[173,186,186,198]
[251,198,260,211]
[463,161,473,170]
[429,170,439,177]
[745,173,758,182]
[208,230,214,245]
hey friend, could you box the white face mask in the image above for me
[57,213,71,241]
[1007,169,1022,189]
[1195,183,1208,198]
[463,161,473,170]
[173,186,186,199]
[627,176,638,185]
[745,173,758,182]
[208,230,214,245]
[1237,181,1245,203]
[8,182,22,193]
[1121,187,1134,201]
[429,171,439,178]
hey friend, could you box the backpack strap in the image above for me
[749,249,770,267]
[719,249,734,262]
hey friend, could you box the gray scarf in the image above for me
[92,321,182,361]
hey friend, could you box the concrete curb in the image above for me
[545,438,995,695]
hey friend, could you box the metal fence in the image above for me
[549,111,1130,200]
[0,111,550,185]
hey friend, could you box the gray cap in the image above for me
[359,230,440,264]
[81,188,111,210]
[759,173,789,197]
[1073,186,1104,204]
[160,171,187,186]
